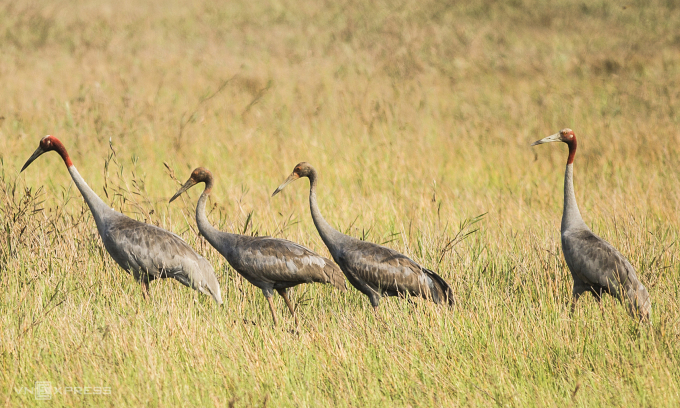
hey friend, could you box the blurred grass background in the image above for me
[1,0,679,406]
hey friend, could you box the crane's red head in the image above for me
[271,162,315,197]
[531,128,577,164]
[188,167,213,183]
[169,167,214,203]
[21,135,73,173]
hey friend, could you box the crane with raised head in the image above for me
[272,162,454,310]
[532,128,651,322]
[170,167,346,326]
[21,136,222,304]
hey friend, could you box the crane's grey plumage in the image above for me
[21,136,222,304]
[169,167,346,325]
[272,162,454,309]
[532,128,651,322]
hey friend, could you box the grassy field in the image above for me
[1,0,680,405]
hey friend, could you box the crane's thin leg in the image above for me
[266,296,278,326]
[277,289,298,327]
[593,291,606,315]
[569,292,583,317]
[371,304,390,330]
[570,282,589,318]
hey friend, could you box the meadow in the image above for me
[1,0,680,405]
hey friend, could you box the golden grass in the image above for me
[1,0,680,405]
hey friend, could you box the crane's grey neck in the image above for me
[307,169,346,250]
[561,163,587,232]
[195,185,238,248]
[68,166,113,232]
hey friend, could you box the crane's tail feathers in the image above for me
[168,262,223,305]
[424,268,455,307]
[325,263,348,292]
[626,283,652,324]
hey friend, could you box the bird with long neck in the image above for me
[21,136,223,304]
[532,128,651,322]
[170,167,346,326]
[272,162,455,309]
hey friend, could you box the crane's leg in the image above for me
[368,295,382,321]
[593,289,606,315]
[570,281,590,317]
[141,280,150,300]
[569,296,578,316]
[266,296,279,326]
[277,288,298,327]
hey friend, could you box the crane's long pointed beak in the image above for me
[271,173,299,197]
[20,146,46,173]
[531,132,561,146]
[169,179,197,203]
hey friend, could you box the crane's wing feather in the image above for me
[223,236,346,290]
[562,229,639,295]
[103,216,219,294]
[562,228,651,319]
[335,239,446,301]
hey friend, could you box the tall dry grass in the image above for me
[1,0,679,406]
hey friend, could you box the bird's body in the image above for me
[272,162,454,309]
[325,234,453,308]
[211,235,344,296]
[21,136,222,304]
[533,128,651,321]
[170,167,345,325]
[562,229,642,305]
[100,210,218,295]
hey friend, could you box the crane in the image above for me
[169,167,346,326]
[21,136,223,304]
[532,128,651,322]
[272,162,454,310]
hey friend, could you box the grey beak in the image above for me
[169,179,198,203]
[531,132,561,146]
[20,146,47,173]
[272,173,299,197]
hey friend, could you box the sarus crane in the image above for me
[21,136,222,304]
[532,128,651,322]
[272,162,454,309]
[170,167,346,326]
